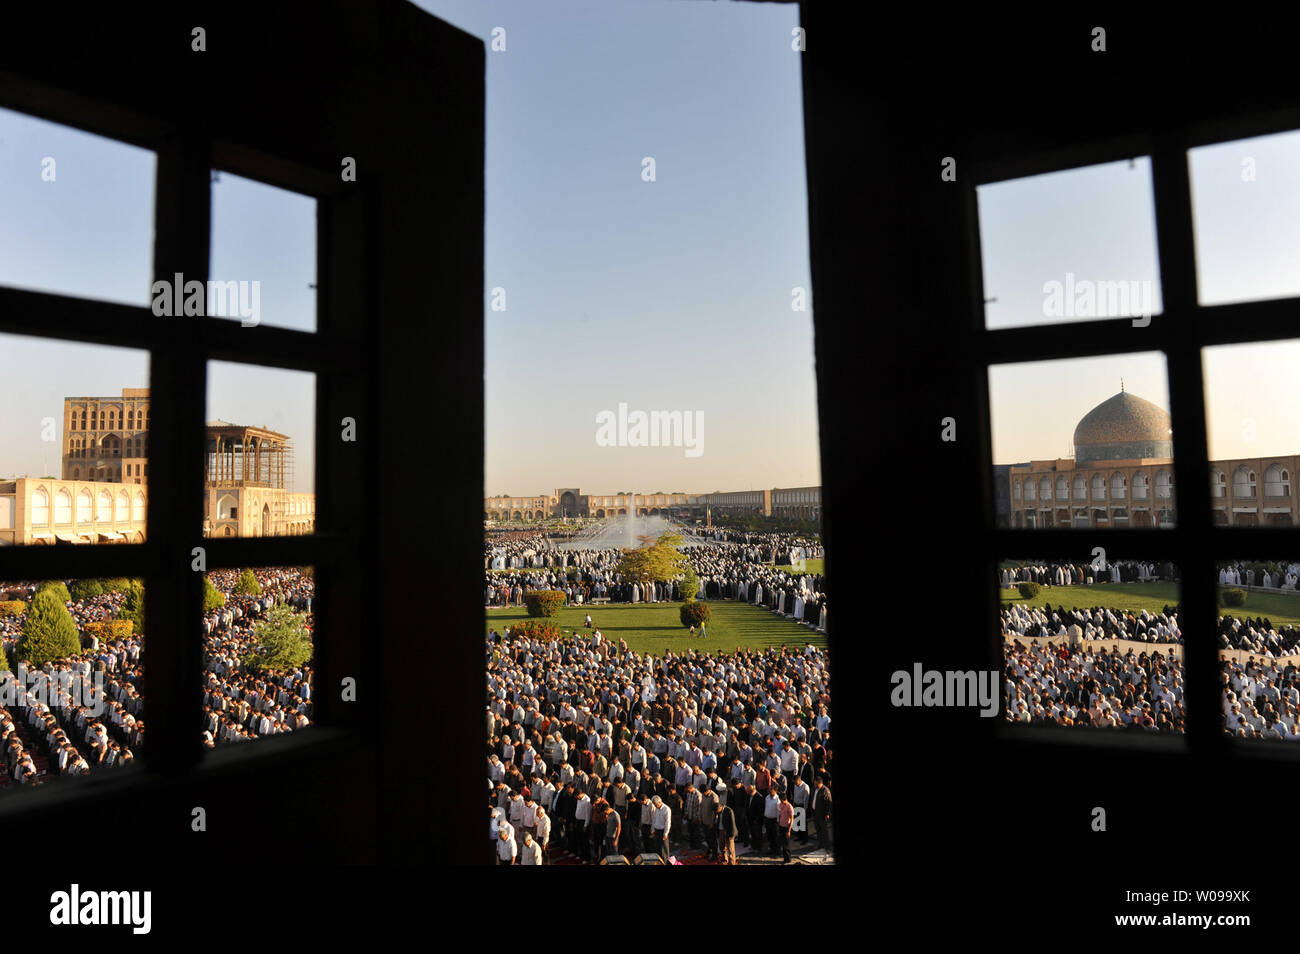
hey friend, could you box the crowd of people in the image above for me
[0,567,314,788]
[486,627,833,864]
[1004,639,1186,732]
[484,526,828,632]
[1002,602,1183,645]
[1001,560,1174,589]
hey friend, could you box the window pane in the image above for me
[1001,558,1185,734]
[202,567,314,750]
[989,353,1175,529]
[1190,129,1300,306]
[204,362,315,538]
[1215,561,1300,740]
[0,106,155,306]
[209,171,317,332]
[1202,339,1300,527]
[0,334,149,546]
[977,159,1163,330]
[0,577,144,790]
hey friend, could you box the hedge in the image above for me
[1221,588,1247,607]
[680,600,712,628]
[0,601,26,618]
[508,619,560,641]
[82,620,135,641]
[524,590,566,618]
[1016,581,1042,599]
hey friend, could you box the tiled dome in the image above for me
[1073,391,1172,462]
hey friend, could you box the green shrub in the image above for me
[679,566,700,602]
[507,619,560,641]
[203,577,227,613]
[0,601,26,618]
[68,578,103,602]
[82,620,135,641]
[524,590,566,618]
[680,600,712,628]
[1221,587,1247,607]
[17,589,82,667]
[234,568,263,597]
[36,581,72,604]
[1016,581,1042,599]
[99,578,136,594]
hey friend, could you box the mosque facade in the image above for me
[1002,389,1298,528]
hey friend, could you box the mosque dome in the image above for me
[1072,389,1173,463]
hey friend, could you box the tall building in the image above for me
[62,388,150,484]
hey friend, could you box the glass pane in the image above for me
[1203,339,1300,527]
[0,576,144,790]
[1001,557,1185,734]
[0,107,156,306]
[1215,561,1300,740]
[0,334,150,546]
[204,362,315,538]
[978,159,1163,330]
[202,566,314,750]
[209,171,317,332]
[989,352,1175,529]
[1190,129,1300,306]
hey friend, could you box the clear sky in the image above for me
[984,129,1300,465]
[416,0,819,496]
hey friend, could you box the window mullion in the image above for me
[1152,136,1221,756]
[141,133,210,777]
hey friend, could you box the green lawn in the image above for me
[999,581,1300,628]
[774,559,825,575]
[486,600,827,656]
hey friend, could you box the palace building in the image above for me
[1003,388,1298,528]
[483,485,822,521]
[0,389,315,544]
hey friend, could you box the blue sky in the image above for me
[417,0,818,495]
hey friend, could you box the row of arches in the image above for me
[1211,464,1290,498]
[31,487,144,526]
[1015,471,1174,504]
[1014,507,1176,528]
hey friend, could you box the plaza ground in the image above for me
[486,600,827,656]
[999,581,1300,628]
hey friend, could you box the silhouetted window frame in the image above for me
[970,107,1300,756]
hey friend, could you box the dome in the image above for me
[1073,390,1172,463]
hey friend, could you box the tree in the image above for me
[680,600,711,628]
[0,639,8,675]
[17,589,82,668]
[245,603,313,671]
[36,580,72,604]
[679,564,700,602]
[117,580,146,633]
[203,577,227,613]
[234,568,263,597]
[614,532,691,586]
[68,578,103,602]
